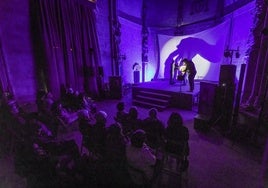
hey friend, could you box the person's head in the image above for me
[116,102,125,111]
[167,112,183,127]
[130,129,146,148]
[8,100,19,114]
[78,109,89,120]
[90,104,97,114]
[67,87,74,94]
[129,106,138,119]
[46,91,53,99]
[74,90,79,97]
[95,110,107,124]
[148,108,157,119]
[107,122,123,136]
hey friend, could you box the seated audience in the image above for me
[78,110,90,136]
[88,103,98,124]
[126,129,156,186]
[114,101,128,124]
[105,122,128,163]
[165,112,189,171]
[122,106,142,136]
[36,90,47,113]
[25,113,53,141]
[5,96,26,125]
[142,108,165,149]
[63,87,76,111]
[86,110,107,158]
[52,101,79,125]
[37,91,56,117]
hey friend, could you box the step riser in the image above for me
[133,91,171,100]
[132,88,171,110]
[132,101,165,111]
[134,96,169,106]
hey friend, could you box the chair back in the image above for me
[127,164,149,186]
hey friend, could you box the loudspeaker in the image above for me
[109,76,122,99]
[198,81,218,117]
[212,85,236,131]
[134,71,140,84]
[219,64,236,87]
[194,114,211,132]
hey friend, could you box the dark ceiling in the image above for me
[117,0,254,35]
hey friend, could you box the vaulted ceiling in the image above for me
[117,0,254,35]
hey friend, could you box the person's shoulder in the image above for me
[182,125,189,132]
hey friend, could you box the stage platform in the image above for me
[131,79,200,111]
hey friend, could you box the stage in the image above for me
[131,79,201,111]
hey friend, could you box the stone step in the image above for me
[138,90,171,99]
[135,95,170,105]
[132,99,167,111]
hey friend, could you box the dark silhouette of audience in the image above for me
[86,110,107,159]
[114,101,128,124]
[126,129,157,187]
[142,108,165,150]
[121,106,143,136]
[0,88,192,188]
[165,112,189,171]
[105,122,127,163]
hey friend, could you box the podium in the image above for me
[134,71,140,84]
[109,76,122,99]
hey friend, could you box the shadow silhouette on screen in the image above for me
[164,37,223,79]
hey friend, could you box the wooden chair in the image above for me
[157,140,188,187]
[126,164,151,187]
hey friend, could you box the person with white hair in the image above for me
[126,129,156,186]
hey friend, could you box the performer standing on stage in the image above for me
[181,58,197,92]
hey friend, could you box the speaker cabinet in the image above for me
[194,114,211,132]
[198,81,218,117]
[134,71,140,84]
[219,64,236,87]
[109,76,122,99]
[212,85,236,131]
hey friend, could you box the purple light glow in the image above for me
[158,2,255,83]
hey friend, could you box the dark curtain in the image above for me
[243,5,268,108]
[36,0,102,99]
[0,38,13,95]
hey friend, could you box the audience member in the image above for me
[122,106,142,136]
[114,101,128,124]
[105,122,128,163]
[88,103,97,124]
[24,113,53,141]
[40,91,55,116]
[6,97,26,125]
[52,101,79,125]
[126,129,156,186]
[142,108,165,149]
[78,110,90,136]
[62,87,76,111]
[86,110,107,158]
[165,112,189,171]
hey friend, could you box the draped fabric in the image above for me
[243,5,268,109]
[37,0,102,99]
[0,38,13,95]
